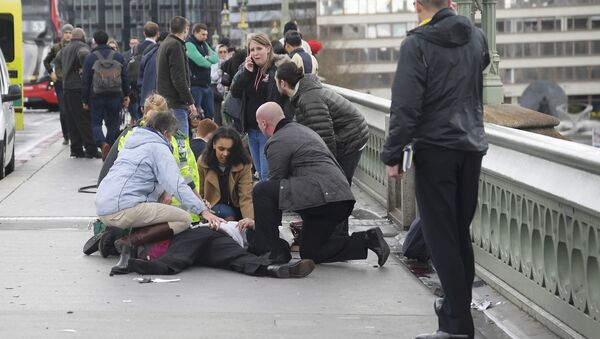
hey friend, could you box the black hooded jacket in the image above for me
[381,8,490,166]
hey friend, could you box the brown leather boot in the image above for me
[110,223,174,276]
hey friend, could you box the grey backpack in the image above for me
[92,50,123,95]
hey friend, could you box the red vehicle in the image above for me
[22,0,62,109]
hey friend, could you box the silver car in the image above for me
[0,48,20,179]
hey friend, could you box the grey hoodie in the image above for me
[95,127,206,216]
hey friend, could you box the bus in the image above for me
[0,0,23,130]
[22,0,64,110]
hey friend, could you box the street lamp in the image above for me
[237,0,249,47]
[221,3,231,38]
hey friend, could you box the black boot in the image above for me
[128,258,171,275]
[109,223,174,276]
[366,227,390,267]
[98,227,125,258]
[265,259,315,278]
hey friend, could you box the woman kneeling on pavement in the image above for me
[95,111,225,276]
[198,127,255,230]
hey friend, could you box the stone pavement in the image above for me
[0,112,558,339]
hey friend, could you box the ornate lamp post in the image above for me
[456,0,504,104]
[238,0,249,47]
[280,0,290,33]
[221,3,231,38]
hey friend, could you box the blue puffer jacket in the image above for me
[95,127,207,216]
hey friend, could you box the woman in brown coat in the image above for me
[198,127,255,230]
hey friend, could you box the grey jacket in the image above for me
[59,39,90,90]
[289,75,369,158]
[95,127,207,216]
[265,121,355,211]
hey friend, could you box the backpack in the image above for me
[127,53,142,96]
[92,50,123,95]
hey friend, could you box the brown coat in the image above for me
[198,158,254,219]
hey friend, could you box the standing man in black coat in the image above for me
[381,1,490,339]
[244,102,389,267]
[156,16,197,137]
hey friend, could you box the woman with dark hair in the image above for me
[229,33,289,181]
[198,127,255,230]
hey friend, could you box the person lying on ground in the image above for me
[95,110,225,276]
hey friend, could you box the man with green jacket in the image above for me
[186,23,218,120]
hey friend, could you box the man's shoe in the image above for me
[98,227,124,258]
[101,143,110,161]
[266,259,315,278]
[366,227,390,267]
[70,150,85,158]
[62,138,69,145]
[128,258,170,275]
[86,150,102,159]
[82,232,103,255]
[415,331,469,339]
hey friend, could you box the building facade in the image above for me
[316,0,600,111]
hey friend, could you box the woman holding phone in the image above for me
[230,33,288,181]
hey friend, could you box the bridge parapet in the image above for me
[326,84,600,339]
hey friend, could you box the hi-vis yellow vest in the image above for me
[118,126,200,223]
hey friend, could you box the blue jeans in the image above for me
[129,100,140,122]
[212,203,242,220]
[191,86,214,119]
[91,95,122,146]
[247,128,269,181]
[174,108,189,138]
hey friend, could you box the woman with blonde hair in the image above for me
[230,33,288,181]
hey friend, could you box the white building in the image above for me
[316,0,600,111]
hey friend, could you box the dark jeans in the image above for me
[54,81,69,139]
[212,202,242,220]
[414,146,483,338]
[157,227,271,275]
[248,180,368,264]
[63,89,95,154]
[91,95,122,147]
[191,86,214,119]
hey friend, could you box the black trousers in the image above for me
[337,149,363,185]
[63,89,95,154]
[54,81,69,139]
[248,180,367,264]
[157,227,271,275]
[414,146,483,338]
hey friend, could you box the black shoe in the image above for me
[266,259,315,278]
[86,150,102,159]
[366,227,390,267]
[434,297,444,316]
[62,138,69,145]
[128,258,170,275]
[109,240,133,276]
[70,150,85,158]
[415,331,469,339]
[82,232,103,255]
[98,227,123,258]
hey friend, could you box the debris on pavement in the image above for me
[133,277,181,284]
[471,299,492,311]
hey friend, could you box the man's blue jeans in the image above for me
[212,203,242,220]
[247,128,268,181]
[174,108,190,138]
[91,95,122,146]
[191,86,214,119]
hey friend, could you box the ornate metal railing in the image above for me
[326,84,600,339]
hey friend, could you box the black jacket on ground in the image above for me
[289,75,368,158]
[381,8,490,166]
[156,34,194,110]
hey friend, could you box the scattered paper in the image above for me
[122,299,133,303]
[471,300,492,311]
[60,329,77,333]
[133,277,181,284]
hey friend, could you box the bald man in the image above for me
[243,102,390,266]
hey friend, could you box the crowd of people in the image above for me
[69,0,487,337]
[64,15,386,281]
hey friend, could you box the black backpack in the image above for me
[92,50,123,95]
[127,53,142,95]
